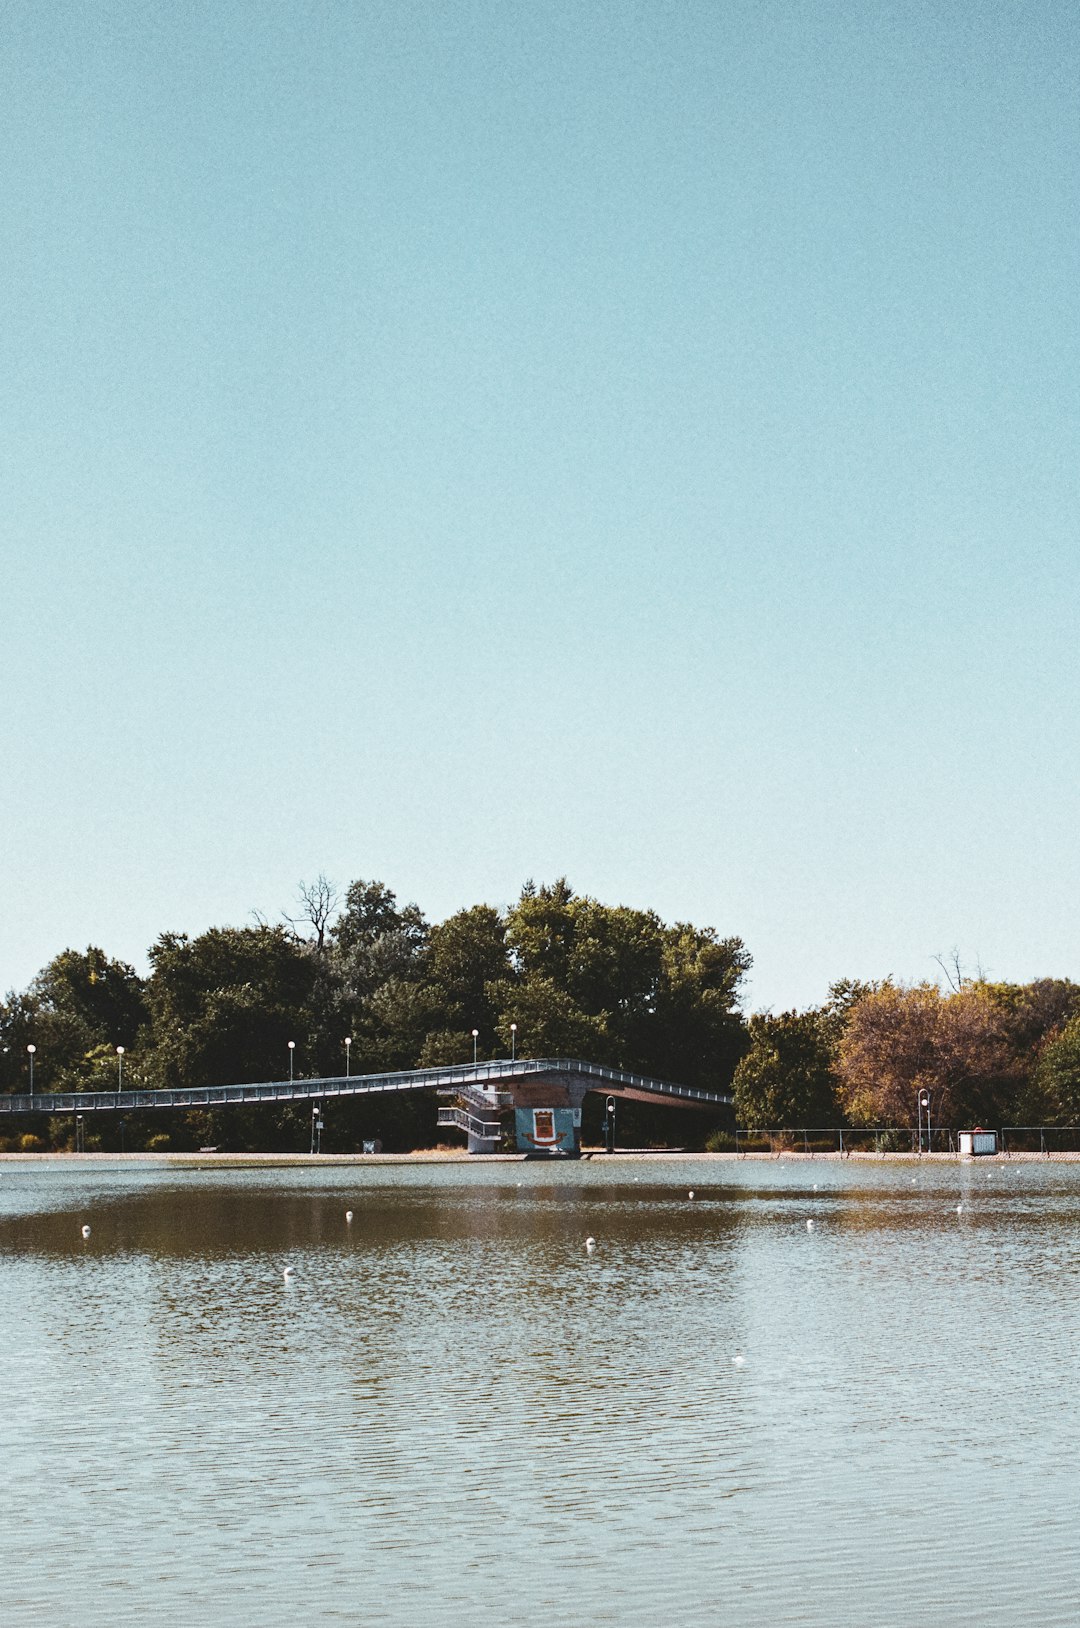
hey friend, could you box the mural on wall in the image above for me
[514,1107,580,1154]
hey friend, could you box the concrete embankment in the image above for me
[1,1148,1076,1166]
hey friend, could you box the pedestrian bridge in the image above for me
[0,1057,730,1119]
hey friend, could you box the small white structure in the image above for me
[958,1129,998,1157]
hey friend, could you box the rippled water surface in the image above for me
[3,1156,1080,1626]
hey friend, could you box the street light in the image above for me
[27,1044,36,1097]
[510,1023,517,1062]
[922,1092,931,1155]
[344,1036,352,1078]
[310,1103,323,1155]
[916,1089,931,1155]
[288,1040,296,1084]
[471,1028,479,1066]
[116,1046,125,1092]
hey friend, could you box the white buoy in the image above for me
[585,1237,596,1254]
[688,1190,695,1199]
[956,1204,963,1215]
[345,1210,354,1223]
[806,1218,815,1231]
[283,1266,297,1280]
[812,1183,818,1191]
[732,1352,746,1366]
[80,1224,91,1239]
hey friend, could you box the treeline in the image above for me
[0,878,749,1152]
[4,876,1080,1153]
[733,977,1080,1132]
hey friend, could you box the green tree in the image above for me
[505,880,749,1091]
[817,978,878,1046]
[489,974,607,1060]
[232,877,429,1081]
[330,879,429,993]
[364,978,448,1071]
[1032,1014,1080,1124]
[146,926,317,1090]
[733,1010,838,1128]
[645,922,750,1091]
[0,876,753,1149]
[507,878,577,987]
[424,904,511,1055]
[36,947,147,1047]
[0,947,148,1094]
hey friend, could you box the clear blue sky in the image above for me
[2,1,1078,1013]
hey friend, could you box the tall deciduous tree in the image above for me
[0,947,148,1093]
[320,879,431,1074]
[734,1010,838,1127]
[1031,1014,1080,1124]
[285,874,341,954]
[488,974,607,1061]
[420,904,511,1061]
[835,982,1011,1126]
[146,926,317,1090]
[504,881,749,1091]
[330,880,429,991]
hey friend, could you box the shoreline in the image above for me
[1,1149,1076,1166]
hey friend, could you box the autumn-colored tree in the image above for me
[835,982,1011,1126]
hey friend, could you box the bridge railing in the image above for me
[0,1057,731,1115]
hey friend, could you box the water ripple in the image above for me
[3,1159,1080,1625]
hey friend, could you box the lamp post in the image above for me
[916,1089,930,1154]
[310,1103,321,1155]
[922,1091,931,1156]
[116,1046,125,1093]
[471,1028,479,1066]
[510,1023,517,1062]
[27,1044,36,1097]
[288,1040,295,1084]
[344,1036,351,1078]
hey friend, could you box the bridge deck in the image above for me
[0,1057,730,1115]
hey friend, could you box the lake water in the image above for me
[2,1156,1078,1627]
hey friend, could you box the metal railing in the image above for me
[439,1085,514,1114]
[436,1106,503,1141]
[1001,1126,1080,1156]
[734,1126,957,1156]
[0,1057,731,1116]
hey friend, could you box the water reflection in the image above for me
[3,1160,1080,1625]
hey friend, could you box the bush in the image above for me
[146,1133,172,1152]
[19,1134,46,1153]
